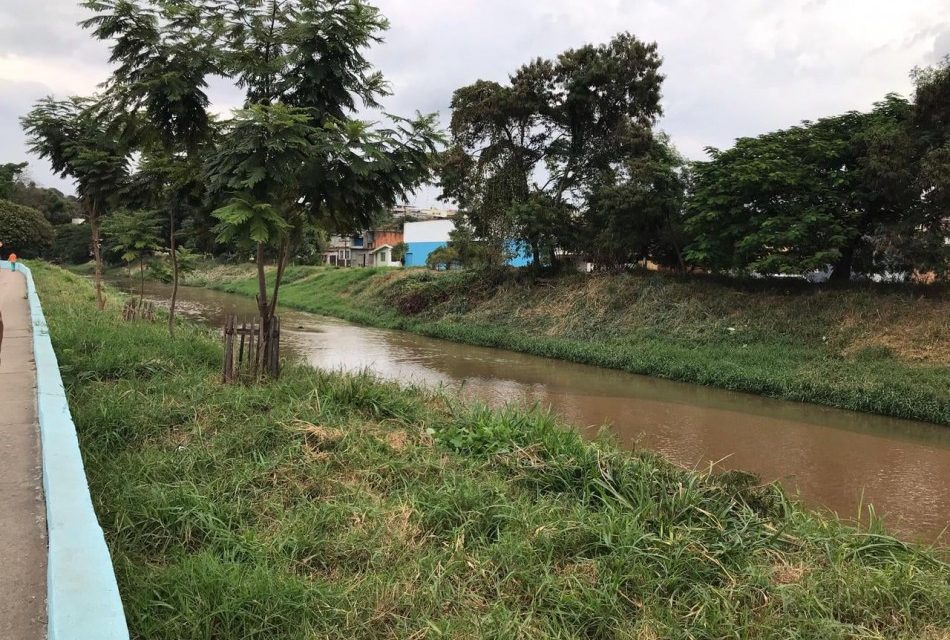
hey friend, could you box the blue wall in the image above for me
[405,241,535,268]
[404,241,447,267]
[507,241,533,267]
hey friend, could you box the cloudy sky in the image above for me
[1,0,948,205]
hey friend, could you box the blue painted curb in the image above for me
[7,262,130,640]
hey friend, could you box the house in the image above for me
[323,229,405,267]
[323,235,354,266]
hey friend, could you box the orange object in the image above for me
[9,253,16,262]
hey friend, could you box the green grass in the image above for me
[200,265,950,425]
[32,261,950,639]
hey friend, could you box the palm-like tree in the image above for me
[103,210,162,305]
[21,97,130,310]
[82,0,218,334]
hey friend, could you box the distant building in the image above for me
[391,205,457,221]
[325,213,535,269]
[403,219,456,267]
[323,229,405,267]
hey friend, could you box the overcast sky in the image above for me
[1,0,948,205]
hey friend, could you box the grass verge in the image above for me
[33,260,950,638]
[197,265,950,425]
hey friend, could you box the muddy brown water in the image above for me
[114,278,950,545]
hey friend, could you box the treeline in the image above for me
[6,8,948,288]
[0,162,89,262]
[438,36,949,281]
[17,0,441,339]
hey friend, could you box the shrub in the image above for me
[147,248,202,283]
[425,245,459,270]
[48,222,92,264]
[0,198,55,258]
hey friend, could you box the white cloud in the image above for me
[0,53,105,94]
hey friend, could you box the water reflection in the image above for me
[112,278,950,545]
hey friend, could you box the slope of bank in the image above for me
[194,265,950,425]
[33,261,950,638]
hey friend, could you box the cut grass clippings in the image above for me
[33,261,950,638]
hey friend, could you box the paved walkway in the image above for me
[0,268,47,638]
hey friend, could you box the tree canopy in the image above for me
[439,32,669,268]
[0,162,27,200]
[685,91,947,280]
[21,96,130,307]
[0,199,55,258]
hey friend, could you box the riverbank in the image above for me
[179,263,949,425]
[34,262,950,637]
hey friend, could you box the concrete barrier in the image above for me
[8,262,129,639]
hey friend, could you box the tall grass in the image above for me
[33,262,950,639]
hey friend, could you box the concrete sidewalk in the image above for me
[0,267,47,638]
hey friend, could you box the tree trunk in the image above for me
[168,206,179,336]
[667,218,687,274]
[253,241,288,378]
[139,260,145,306]
[830,244,855,283]
[89,210,105,310]
[270,238,290,313]
[256,242,269,321]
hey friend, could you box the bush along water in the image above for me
[31,261,950,639]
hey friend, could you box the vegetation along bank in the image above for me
[174,264,950,426]
[34,261,950,638]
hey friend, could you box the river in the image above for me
[112,278,950,545]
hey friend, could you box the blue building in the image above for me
[403,219,457,267]
[403,219,533,268]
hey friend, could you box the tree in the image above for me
[206,104,302,326]
[583,137,688,270]
[10,181,81,226]
[82,0,219,334]
[48,223,93,264]
[103,210,162,303]
[440,219,506,269]
[1,162,81,225]
[391,241,408,264]
[203,0,442,375]
[0,199,55,258]
[425,245,459,270]
[440,32,664,267]
[685,97,923,280]
[148,247,201,283]
[898,56,950,278]
[0,162,27,200]
[21,97,130,308]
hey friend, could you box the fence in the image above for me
[222,314,281,382]
[121,298,156,322]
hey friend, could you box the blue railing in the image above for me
[10,262,129,639]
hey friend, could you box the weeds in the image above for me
[33,262,950,639]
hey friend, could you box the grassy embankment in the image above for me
[186,263,950,425]
[34,261,950,639]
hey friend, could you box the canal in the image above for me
[114,278,950,545]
